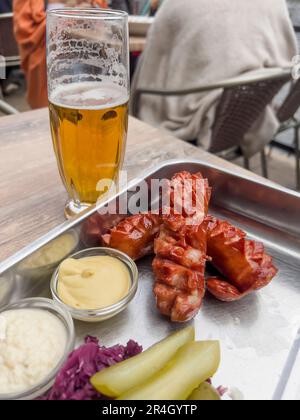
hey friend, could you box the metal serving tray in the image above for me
[0,159,300,400]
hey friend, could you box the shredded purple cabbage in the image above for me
[40,336,142,400]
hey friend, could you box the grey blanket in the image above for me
[131,0,298,157]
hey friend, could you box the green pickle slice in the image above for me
[91,326,195,398]
[117,341,220,400]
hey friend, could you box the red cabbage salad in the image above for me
[41,336,142,401]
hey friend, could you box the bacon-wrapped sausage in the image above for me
[153,221,209,322]
[206,218,278,301]
[167,171,211,226]
[153,171,212,322]
[102,213,162,261]
[100,170,279,319]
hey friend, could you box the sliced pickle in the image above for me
[118,341,220,400]
[188,382,221,400]
[91,326,195,397]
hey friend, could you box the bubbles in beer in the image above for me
[49,81,128,204]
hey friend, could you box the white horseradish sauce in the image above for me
[0,309,67,395]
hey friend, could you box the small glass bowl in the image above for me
[16,230,79,282]
[50,247,139,323]
[0,298,75,401]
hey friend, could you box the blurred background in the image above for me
[1,0,300,191]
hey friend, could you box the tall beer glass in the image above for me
[47,9,129,218]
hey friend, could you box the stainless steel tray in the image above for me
[0,159,300,400]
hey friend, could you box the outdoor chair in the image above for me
[274,78,300,191]
[0,12,20,115]
[0,13,20,68]
[131,68,292,178]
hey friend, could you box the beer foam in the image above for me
[50,81,129,110]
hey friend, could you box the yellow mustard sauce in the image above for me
[57,256,131,310]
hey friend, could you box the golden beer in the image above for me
[49,82,128,206]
